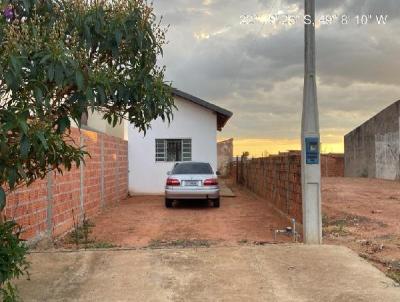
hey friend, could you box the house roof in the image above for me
[172,88,233,131]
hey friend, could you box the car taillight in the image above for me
[203,178,218,186]
[166,178,180,186]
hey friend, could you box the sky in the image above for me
[152,0,400,157]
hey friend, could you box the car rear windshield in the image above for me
[172,163,213,174]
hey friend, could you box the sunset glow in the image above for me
[219,137,344,157]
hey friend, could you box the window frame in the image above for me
[155,138,192,163]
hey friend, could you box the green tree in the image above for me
[0,0,173,299]
[0,0,173,208]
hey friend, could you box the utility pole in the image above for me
[301,0,322,244]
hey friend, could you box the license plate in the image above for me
[184,180,199,186]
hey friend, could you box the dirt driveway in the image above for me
[86,184,292,248]
[20,178,400,301]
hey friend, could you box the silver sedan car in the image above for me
[165,162,220,208]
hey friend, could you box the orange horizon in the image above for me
[218,137,344,157]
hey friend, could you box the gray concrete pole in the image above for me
[301,0,322,244]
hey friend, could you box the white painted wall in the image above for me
[70,111,125,140]
[128,96,218,194]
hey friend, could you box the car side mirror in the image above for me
[167,171,172,175]
[216,171,221,176]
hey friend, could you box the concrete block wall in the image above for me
[345,100,400,180]
[231,152,302,223]
[321,154,344,177]
[4,128,128,241]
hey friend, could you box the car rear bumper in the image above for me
[165,187,220,199]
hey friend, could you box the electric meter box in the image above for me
[305,137,319,165]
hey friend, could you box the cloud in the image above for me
[281,0,400,17]
[153,0,400,152]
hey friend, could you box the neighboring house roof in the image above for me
[172,88,233,131]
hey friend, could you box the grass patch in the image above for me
[64,214,95,248]
[324,224,349,237]
[86,242,117,249]
[323,213,376,237]
[323,215,349,237]
[148,239,211,249]
[324,214,371,228]
[386,270,400,285]
[322,214,330,227]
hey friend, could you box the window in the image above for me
[155,139,192,162]
[172,162,213,174]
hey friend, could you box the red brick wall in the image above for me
[321,154,344,177]
[3,178,48,240]
[230,152,302,223]
[4,128,128,241]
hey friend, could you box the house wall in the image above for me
[4,128,128,241]
[86,111,125,140]
[128,96,218,194]
[345,101,400,180]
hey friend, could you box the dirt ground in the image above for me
[16,245,400,301]
[322,177,400,282]
[55,176,399,283]
[66,184,293,249]
[23,177,400,301]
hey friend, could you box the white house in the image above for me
[128,89,232,194]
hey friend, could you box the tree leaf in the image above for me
[57,116,70,133]
[36,132,48,150]
[47,63,55,81]
[20,135,31,158]
[34,86,43,102]
[85,87,94,100]
[5,71,15,88]
[22,0,31,11]
[0,187,5,211]
[54,63,64,86]
[97,86,106,104]
[10,56,20,73]
[18,120,29,135]
[40,54,51,65]
[115,30,122,45]
[8,168,17,190]
[75,70,84,90]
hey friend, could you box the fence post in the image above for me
[115,138,119,203]
[100,134,105,208]
[286,155,290,215]
[46,170,54,235]
[79,134,85,220]
[236,156,239,184]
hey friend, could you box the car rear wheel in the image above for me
[165,198,173,208]
[213,198,220,208]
